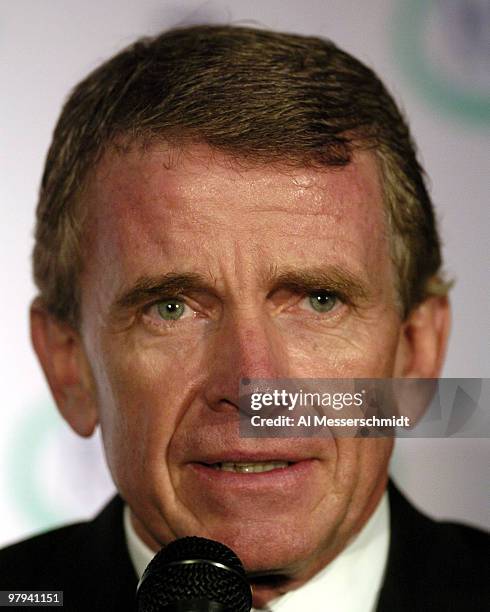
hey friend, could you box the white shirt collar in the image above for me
[124,493,389,611]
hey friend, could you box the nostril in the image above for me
[211,398,240,414]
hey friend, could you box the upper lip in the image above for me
[191,451,311,465]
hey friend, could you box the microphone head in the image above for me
[136,536,253,612]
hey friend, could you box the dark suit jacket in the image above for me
[0,482,488,611]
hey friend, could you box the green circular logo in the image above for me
[6,399,114,535]
[393,0,490,124]
[7,401,64,528]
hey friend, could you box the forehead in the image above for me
[80,143,392,304]
[84,143,386,236]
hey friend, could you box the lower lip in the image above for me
[189,460,317,490]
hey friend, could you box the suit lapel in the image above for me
[75,495,139,610]
[376,481,436,611]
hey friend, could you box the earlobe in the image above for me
[396,296,451,378]
[30,298,98,437]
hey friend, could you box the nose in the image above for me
[203,310,289,412]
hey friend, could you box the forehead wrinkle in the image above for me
[83,150,388,276]
[92,143,383,219]
[80,144,396,318]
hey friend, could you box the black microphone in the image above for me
[136,536,253,612]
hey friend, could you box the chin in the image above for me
[198,521,326,576]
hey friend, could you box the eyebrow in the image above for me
[266,266,369,301]
[111,264,370,316]
[111,272,214,314]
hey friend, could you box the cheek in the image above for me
[89,342,191,479]
[331,437,393,519]
[335,438,393,472]
[281,315,402,377]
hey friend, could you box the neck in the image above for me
[247,541,344,608]
[249,479,389,607]
[249,573,298,608]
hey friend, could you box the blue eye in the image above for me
[156,299,187,320]
[308,292,337,313]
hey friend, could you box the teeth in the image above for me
[213,461,290,473]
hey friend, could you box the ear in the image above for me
[395,296,451,378]
[30,298,98,437]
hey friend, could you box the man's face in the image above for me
[78,144,404,581]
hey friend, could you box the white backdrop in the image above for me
[1,0,489,548]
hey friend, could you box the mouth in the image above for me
[189,457,316,493]
[208,461,292,474]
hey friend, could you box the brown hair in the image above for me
[33,25,448,325]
